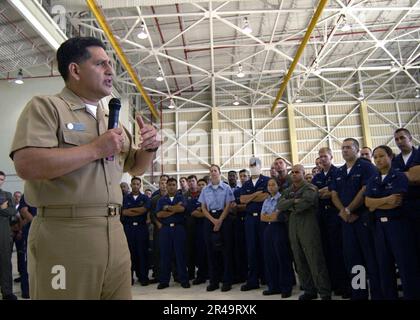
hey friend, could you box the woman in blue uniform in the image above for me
[260,178,294,297]
[365,145,420,299]
[198,164,235,292]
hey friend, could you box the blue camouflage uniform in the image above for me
[185,190,208,282]
[392,147,420,268]
[198,182,235,287]
[17,194,37,298]
[241,174,270,287]
[122,192,151,283]
[232,186,247,283]
[312,165,349,295]
[365,169,420,299]
[261,192,294,294]
[330,157,382,300]
[156,193,188,285]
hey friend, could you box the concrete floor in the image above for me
[11,249,347,300]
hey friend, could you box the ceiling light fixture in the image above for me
[295,92,302,103]
[415,88,420,99]
[137,22,148,40]
[313,65,321,75]
[358,89,364,101]
[341,15,351,32]
[233,96,240,106]
[9,0,66,50]
[237,64,245,78]
[168,98,176,109]
[14,69,24,85]
[389,61,399,73]
[242,17,252,34]
[156,68,164,82]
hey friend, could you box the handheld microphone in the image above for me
[106,98,122,161]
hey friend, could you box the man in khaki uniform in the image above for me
[277,164,331,300]
[9,37,159,300]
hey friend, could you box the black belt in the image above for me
[123,221,147,226]
[163,222,183,227]
[210,209,223,217]
[377,216,402,223]
[247,212,259,217]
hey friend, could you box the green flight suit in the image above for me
[277,181,331,298]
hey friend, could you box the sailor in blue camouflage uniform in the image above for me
[312,147,349,298]
[155,178,190,289]
[331,138,382,300]
[122,177,151,286]
[365,145,420,299]
[240,157,270,291]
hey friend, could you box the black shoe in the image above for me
[192,278,206,285]
[341,292,351,299]
[221,284,231,292]
[157,283,169,290]
[241,283,260,291]
[281,292,292,299]
[140,280,149,286]
[263,290,281,296]
[206,284,219,292]
[321,295,332,300]
[13,277,21,283]
[3,294,18,300]
[21,293,30,299]
[149,278,159,284]
[299,293,318,300]
[181,282,190,289]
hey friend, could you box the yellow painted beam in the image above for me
[271,0,329,114]
[86,0,159,120]
[287,104,299,164]
[359,100,372,149]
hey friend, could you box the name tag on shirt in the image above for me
[66,122,86,131]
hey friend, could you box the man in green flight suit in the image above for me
[276,164,331,300]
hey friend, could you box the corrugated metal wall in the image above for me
[141,99,419,184]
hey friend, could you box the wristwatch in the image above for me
[344,207,351,215]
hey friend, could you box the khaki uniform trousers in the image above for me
[27,213,131,299]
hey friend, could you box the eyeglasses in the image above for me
[291,171,302,174]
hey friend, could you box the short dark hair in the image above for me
[394,128,412,138]
[160,175,169,181]
[373,145,394,158]
[361,146,372,151]
[0,171,5,177]
[167,178,177,184]
[197,179,207,184]
[145,188,152,193]
[57,37,106,81]
[209,164,221,173]
[343,138,360,150]
[179,177,187,181]
[187,175,197,181]
[275,157,286,163]
[239,169,249,175]
[268,177,279,186]
[131,177,141,183]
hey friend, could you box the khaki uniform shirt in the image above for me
[9,87,137,207]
